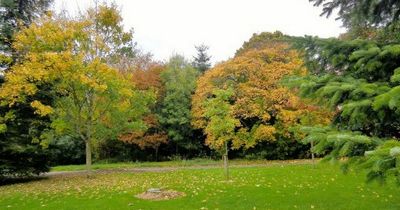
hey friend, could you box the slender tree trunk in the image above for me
[155,147,159,162]
[85,92,94,176]
[311,140,315,168]
[223,141,229,180]
[85,139,92,174]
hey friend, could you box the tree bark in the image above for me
[223,141,229,180]
[155,146,159,162]
[311,140,315,168]
[85,139,92,174]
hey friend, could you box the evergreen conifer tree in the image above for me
[283,0,400,184]
[192,44,211,73]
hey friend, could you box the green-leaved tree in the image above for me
[203,88,239,179]
[159,55,199,154]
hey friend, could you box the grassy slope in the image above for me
[1,162,399,210]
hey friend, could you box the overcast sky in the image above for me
[53,0,345,63]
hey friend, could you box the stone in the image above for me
[147,188,162,193]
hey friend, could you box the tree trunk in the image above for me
[85,139,92,174]
[223,141,229,180]
[155,147,159,162]
[311,140,315,168]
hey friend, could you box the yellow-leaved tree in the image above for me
[0,4,153,172]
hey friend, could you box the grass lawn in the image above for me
[50,159,313,172]
[50,158,221,172]
[1,161,399,210]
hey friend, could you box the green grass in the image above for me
[50,158,219,172]
[1,162,399,210]
[50,158,314,172]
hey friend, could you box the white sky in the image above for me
[53,0,345,63]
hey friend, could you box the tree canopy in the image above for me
[193,41,330,153]
[159,55,200,151]
[311,0,400,28]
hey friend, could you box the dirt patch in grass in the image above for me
[135,188,185,200]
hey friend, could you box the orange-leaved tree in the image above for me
[192,43,331,174]
[120,64,168,160]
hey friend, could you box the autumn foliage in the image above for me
[120,64,168,155]
[192,43,331,152]
[0,5,154,172]
[0,1,342,178]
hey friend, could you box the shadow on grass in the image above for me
[0,176,48,186]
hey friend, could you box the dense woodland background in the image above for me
[1,0,400,184]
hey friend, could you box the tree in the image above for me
[130,63,165,92]
[115,50,154,75]
[287,39,400,183]
[0,105,51,177]
[120,64,168,160]
[311,0,400,28]
[192,44,211,73]
[192,40,331,166]
[83,3,138,66]
[159,54,200,153]
[235,31,294,56]
[119,114,167,161]
[311,0,400,42]
[203,88,239,179]
[283,1,400,184]
[51,60,151,172]
[0,4,152,173]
